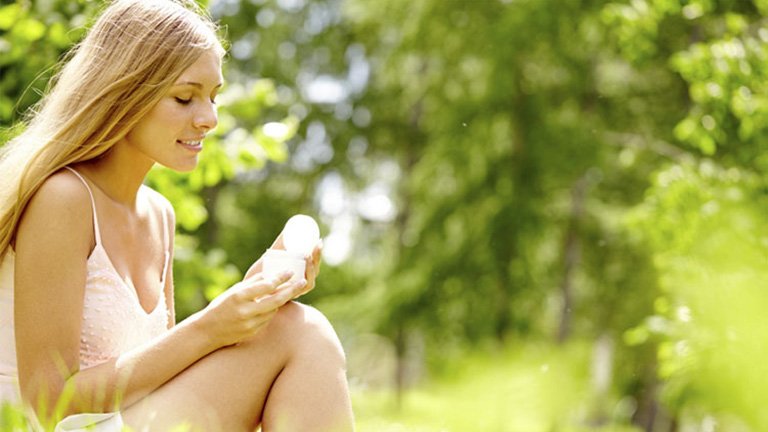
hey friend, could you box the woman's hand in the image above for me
[298,242,323,297]
[243,235,323,300]
[194,271,307,349]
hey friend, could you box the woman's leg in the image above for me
[121,302,354,431]
[261,305,354,431]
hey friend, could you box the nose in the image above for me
[193,100,218,132]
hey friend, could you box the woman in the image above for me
[0,0,354,430]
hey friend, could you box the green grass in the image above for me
[351,341,642,432]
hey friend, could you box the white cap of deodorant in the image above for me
[262,215,320,282]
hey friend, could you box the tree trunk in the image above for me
[200,183,223,250]
[390,61,427,410]
[394,324,407,410]
[557,174,588,343]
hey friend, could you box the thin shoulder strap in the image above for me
[63,167,102,246]
[161,204,170,250]
[159,203,171,284]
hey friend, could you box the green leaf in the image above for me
[0,4,22,31]
[696,134,716,155]
[673,117,697,141]
[11,18,46,42]
[48,22,71,48]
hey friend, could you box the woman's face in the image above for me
[124,49,223,172]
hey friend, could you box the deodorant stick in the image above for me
[262,215,320,282]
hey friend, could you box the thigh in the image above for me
[121,306,295,432]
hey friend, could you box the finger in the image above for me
[304,255,314,277]
[312,242,322,263]
[308,251,321,281]
[231,280,273,302]
[257,279,307,309]
[308,246,321,272]
[295,260,315,296]
[312,242,322,275]
[240,300,281,321]
[293,278,314,299]
[243,269,265,283]
[269,271,294,286]
[238,271,294,299]
[303,257,316,290]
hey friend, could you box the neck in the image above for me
[72,144,154,208]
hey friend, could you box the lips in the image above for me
[177,138,204,152]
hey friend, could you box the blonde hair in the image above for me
[0,0,224,257]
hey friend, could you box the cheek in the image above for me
[133,103,187,138]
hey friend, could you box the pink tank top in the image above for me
[0,168,171,403]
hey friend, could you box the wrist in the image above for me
[179,311,219,354]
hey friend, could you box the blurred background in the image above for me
[4,0,768,430]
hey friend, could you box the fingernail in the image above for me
[281,270,294,278]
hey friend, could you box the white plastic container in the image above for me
[282,214,321,255]
[261,249,306,282]
[261,214,321,282]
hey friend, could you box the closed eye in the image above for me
[175,97,192,105]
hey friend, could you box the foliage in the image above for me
[6,0,768,429]
[628,161,768,428]
[0,402,31,431]
[0,1,97,129]
[605,0,768,428]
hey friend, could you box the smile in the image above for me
[177,139,203,152]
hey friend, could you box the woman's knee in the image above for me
[270,302,347,365]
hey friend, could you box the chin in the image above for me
[161,159,200,172]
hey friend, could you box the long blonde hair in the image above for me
[0,0,224,257]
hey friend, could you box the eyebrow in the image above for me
[173,81,223,89]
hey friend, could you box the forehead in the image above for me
[176,50,223,86]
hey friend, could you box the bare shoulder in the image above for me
[27,169,93,222]
[16,169,94,254]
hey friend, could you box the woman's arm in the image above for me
[14,173,93,418]
[14,174,305,423]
